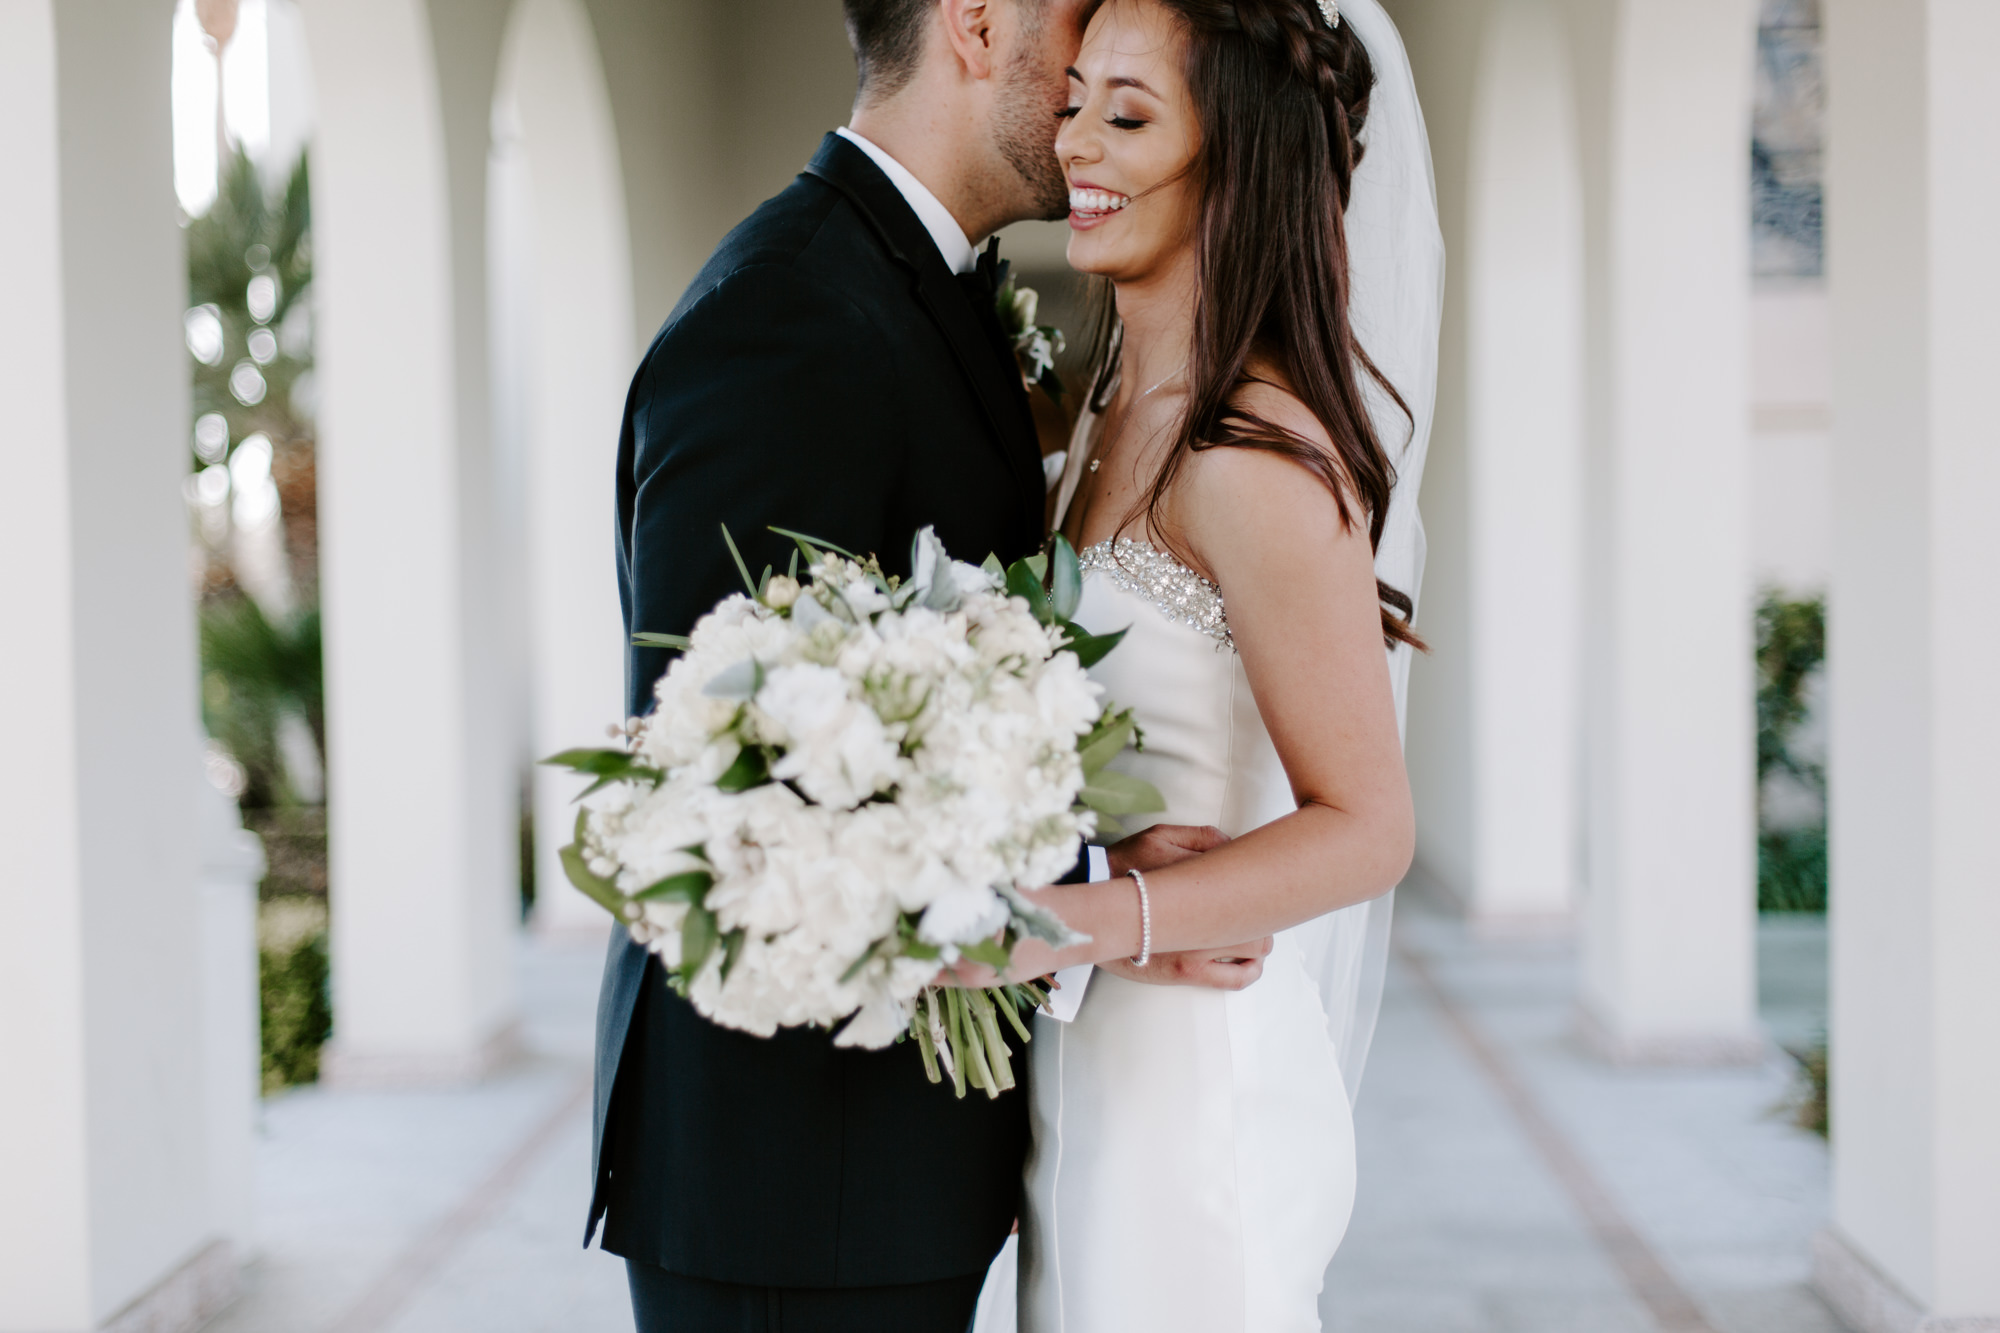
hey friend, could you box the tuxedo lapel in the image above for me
[803,135,1044,531]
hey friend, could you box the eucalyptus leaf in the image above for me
[1077,713,1136,777]
[1049,536,1082,621]
[681,905,719,976]
[719,928,747,983]
[714,745,769,792]
[1080,768,1168,816]
[558,809,634,920]
[995,882,1092,949]
[958,937,1011,970]
[702,659,762,701]
[634,869,713,903]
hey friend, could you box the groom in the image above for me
[590,2,1245,1328]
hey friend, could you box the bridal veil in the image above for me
[1294,0,1444,1105]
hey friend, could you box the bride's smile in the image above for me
[1055,0,1200,280]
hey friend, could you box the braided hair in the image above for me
[1084,0,1420,649]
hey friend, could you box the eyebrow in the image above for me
[1064,66,1163,98]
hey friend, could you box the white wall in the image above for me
[0,1,231,1326]
[305,0,520,1082]
[1404,0,1586,926]
[1818,0,2000,1319]
[1568,0,1760,1061]
[1750,284,1832,593]
[493,0,638,933]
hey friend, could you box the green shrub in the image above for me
[201,596,323,809]
[1785,1039,1829,1139]
[1759,825,1827,913]
[259,897,331,1092]
[1755,591,1827,912]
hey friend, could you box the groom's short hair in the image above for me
[844,0,1042,100]
[843,0,934,98]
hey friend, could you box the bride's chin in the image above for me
[1064,237,1119,278]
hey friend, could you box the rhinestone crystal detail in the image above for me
[1079,538,1232,648]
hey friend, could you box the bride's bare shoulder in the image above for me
[1174,376,1363,575]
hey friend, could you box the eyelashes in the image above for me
[1054,106,1150,131]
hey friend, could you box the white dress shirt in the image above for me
[836,127,982,276]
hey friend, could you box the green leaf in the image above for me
[1005,561,1053,624]
[540,747,664,798]
[681,905,719,976]
[958,937,1011,970]
[632,631,691,650]
[1077,712,1136,777]
[839,940,883,985]
[719,928,748,983]
[995,882,1092,949]
[1025,553,1048,580]
[634,869,713,903]
[557,809,634,920]
[768,526,860,560]
[701,659,762,701]
[714,745,769,792]
[787,548,800,580]
[720,523,757,597]
[1049,536,1082,621]
[981,553,1006,579]
[1063,626,1128,669]
[757,565,773,598]
[1079,768,1167,816]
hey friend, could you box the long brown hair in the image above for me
[1084,0,1422,649]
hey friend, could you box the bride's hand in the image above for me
[1097,937,1273,991]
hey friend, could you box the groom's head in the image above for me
[844,0,1082,229]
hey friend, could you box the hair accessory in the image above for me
[1127,868,1152,968]
[1317,0,1341,28]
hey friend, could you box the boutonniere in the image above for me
[995,277,1067,407]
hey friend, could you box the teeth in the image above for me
[1068,188,1130,214]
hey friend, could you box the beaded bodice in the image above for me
[1078,538,1232,649]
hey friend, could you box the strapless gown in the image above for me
[1013,537,1357,1333]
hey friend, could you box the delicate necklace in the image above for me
[1089,362,1186,473]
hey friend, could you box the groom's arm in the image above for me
[624,265,906,697]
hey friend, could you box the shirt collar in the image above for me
[835,127,981,276]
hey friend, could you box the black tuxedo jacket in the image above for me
[588,134,1049,1288]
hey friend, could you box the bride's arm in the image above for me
[1009,432,1414,973]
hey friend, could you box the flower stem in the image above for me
[913,992,942,1084]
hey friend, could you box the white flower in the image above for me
[755,663,903,808]
[917,883,1010,947]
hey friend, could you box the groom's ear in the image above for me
[938,0,998,80]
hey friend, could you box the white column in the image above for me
[1406,0,1586,930]
[304,0,520,1084]
[1571,0,1762,1062]
[1812,0,2000,1325]
[0,3,237,1328]
[495,0,637,935]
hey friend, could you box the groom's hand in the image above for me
[1104,824,1229,877]
[1097,937,1274,991]
[1101,825,1269,990]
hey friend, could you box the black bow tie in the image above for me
[958,238,1010,309]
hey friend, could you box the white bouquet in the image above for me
[550,526,1160,1098]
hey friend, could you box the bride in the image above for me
[965,0,1442,1327]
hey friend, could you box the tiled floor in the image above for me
[207,905,1840,1332]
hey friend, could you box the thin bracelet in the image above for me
[1127,868,1152,967]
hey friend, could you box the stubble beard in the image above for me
[994,48,1071,223]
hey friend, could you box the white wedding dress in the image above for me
[1010,425,1358,1333]
[969,6,1442,1326]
